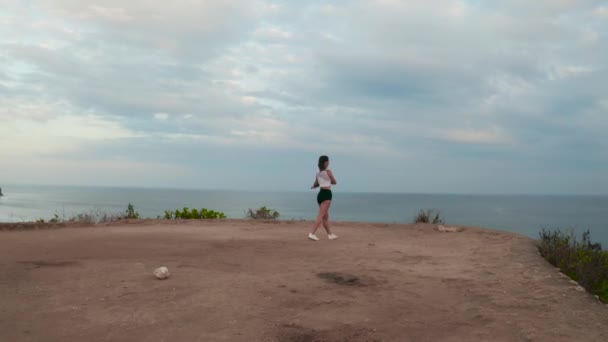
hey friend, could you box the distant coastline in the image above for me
[1,185,607,246]
[1,182,607,197]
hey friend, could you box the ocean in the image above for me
[1,185,607,245]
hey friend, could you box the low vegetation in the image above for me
[124,203,140,219]
[414,209,444,224]
[163,207,227,220]
[29,204,228,224]
[49,214,61,223]
[538,228,608,303]
[36,203,140,224]
[247,206,280,220]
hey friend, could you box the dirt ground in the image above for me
[1,220,607,342]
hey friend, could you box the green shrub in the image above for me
[164,207,226,220]
[247,206,280,220]
[414,209,444,224]
[125,203,140,219]
[191,208,200,219]
[200,208,227,219]
[538,229,608,303]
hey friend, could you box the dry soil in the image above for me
[1,220,607,342]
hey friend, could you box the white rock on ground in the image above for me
[153,266,170,280]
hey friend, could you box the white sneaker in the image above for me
[308,233,320,241]
[328,234,338,240]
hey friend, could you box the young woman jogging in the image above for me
[309,155,338,241]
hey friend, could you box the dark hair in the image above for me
[318,155,329,171]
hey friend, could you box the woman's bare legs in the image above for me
[322,202,332,235]
[311,201,331,235]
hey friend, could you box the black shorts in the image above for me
[317,189,332,205]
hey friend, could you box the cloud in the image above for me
[153,113,169,121]
[253,26,293,42]
[87,5,134,23]
[0,99,140,158]
[595,6,608,18]
[0,157,190,188]
[0,0,606,193]
[435,128,513,145]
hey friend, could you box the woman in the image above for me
[309,155,338,241]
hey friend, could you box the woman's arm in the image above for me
[311,178,319,189]
[327,170,337,185]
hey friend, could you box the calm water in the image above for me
[1,185,607,245]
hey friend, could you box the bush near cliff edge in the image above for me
[538,228,608,303]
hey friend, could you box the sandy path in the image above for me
[0,220,606,342]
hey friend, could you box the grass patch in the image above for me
[37,203,141,224]
[414,209,444,224]
[538,228,608,303]
[246,206,280,220]
[163,207,227,220]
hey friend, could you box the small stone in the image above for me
[154,266,170,280]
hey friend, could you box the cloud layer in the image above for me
[1,1,606,193]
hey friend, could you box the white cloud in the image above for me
[435,128,513,145]
[595,6,608,19]
[0,100,141,158]
[0,157,190,188]
[549,65,594,80]
[87,5,133,23]
[29,114,139,140]
[253,26,293,41]
[240,96,258,105]
[153,113,169,120]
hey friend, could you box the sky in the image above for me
[0,0,607,194]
